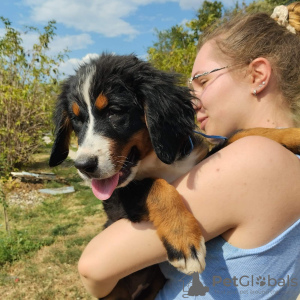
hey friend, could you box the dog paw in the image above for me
[162,234,206,274]
[145,178,206,274]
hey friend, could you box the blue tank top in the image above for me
[156,154,300,300]
[156,219,300,300]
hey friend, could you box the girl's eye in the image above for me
[196,78,208,86]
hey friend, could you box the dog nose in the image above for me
[74,156,98,177]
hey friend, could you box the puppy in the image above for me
[49,53,300,299]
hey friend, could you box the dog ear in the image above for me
[139,69,195,164]
[49,109,72,167]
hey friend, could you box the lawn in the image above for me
[0,145,106,299]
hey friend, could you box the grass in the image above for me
[0,144,107,299]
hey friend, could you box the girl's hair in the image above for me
[199,2,300,126]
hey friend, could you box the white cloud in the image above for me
[19,31,93,57]
[50,34,94,53]
[0,28,5,37]
[178,0,249,10]
[23,0,183,39]
[59,53,100,76]
[20,31,39,51]
[179,18,189,26]
[24,0,140,38]
[178,0,205,10]
[59,52,152,76]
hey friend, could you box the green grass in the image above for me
[0,229,54,266]
[0,181,101,266]
[0,145,105,298]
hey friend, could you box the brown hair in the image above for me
[199,2,300,126]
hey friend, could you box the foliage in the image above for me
[0,17,68,177]
[147,0,289,77]
[147,1,224,78]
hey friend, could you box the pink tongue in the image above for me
[91,174,119,200]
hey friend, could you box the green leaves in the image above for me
[147,0,282,77]
[147,1,224,78]
[0,18,68,177]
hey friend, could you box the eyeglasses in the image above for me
[188,66,230,85]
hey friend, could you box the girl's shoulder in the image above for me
[209,134,300,204]
[209,134,299,175]
[181,135,300,246]
[208,135,300,247]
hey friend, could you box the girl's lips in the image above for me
[199,117,208,130]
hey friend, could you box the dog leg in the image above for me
[227,127,300,153]
[145,178,206,274]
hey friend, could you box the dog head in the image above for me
[49,54,195,199]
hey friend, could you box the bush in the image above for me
[0,17,68,176]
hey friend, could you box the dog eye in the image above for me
[70,114,84,130]
[107,107,123,117]
[71,116,83,128]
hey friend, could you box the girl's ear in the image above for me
[248,57,271,95]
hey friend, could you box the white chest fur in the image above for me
[135,149,204,183]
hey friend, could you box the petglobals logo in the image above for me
[212,275,298,288]
[180,273,210,298]
[179,273,298,298]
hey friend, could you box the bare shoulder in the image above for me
[219,135,300,172]
[175,135,300,247]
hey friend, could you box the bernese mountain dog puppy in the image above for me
[49,54,300,299]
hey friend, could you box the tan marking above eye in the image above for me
[72,102,80,116]
[95,93,108,111]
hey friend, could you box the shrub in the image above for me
[0,17,68,176]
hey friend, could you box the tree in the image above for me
[147,0,290,77]
[0,17,68,177]
[147,1,224,78]
[0,17,68,233]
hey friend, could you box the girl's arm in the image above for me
[78,219,167,297]
[78,136,300,298]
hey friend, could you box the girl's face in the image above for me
[191,40,253,137]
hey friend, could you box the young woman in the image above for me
[78,3,300,299]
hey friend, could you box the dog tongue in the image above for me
[91,174,119,200]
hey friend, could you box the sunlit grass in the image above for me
[0,146,105,298]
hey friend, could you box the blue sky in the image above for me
[1,0,249,76]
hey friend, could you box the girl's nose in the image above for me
[192,96,202,111]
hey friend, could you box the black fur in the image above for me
[50,54,300,299]
[103,178,153,224]
[50,53,195,167]
[49,54,199,299]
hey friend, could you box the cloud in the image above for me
[59,53,100,76]
[23,0,183,39]
[178,0,249,10]
[50,34,94,53]
[24,0,140,38]
[19,30,93,56]
[59,52,152,76]
[178,0,205,10]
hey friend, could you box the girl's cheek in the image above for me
[199,85,211,105]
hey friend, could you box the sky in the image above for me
[0,0,249,76]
